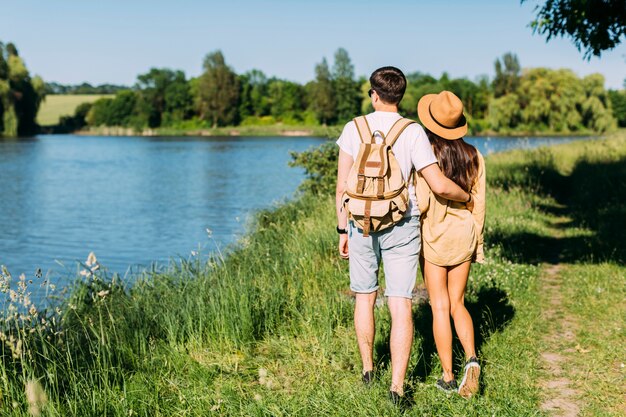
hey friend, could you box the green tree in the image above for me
[608,89,626,127]
[163,73,192,124]
[247,69,270,117]
[0,43,8,80]
[488,67,615,133]
[0,41,44,136]
[488,93,522,131]
[59,102,93,132]
[136,68,190,127]
[580,73,616,132]
[523,0,626,58]
[309,58,335,125]
[493,53,521,97]
[196,51,240,127]
[267,79,305,123]
[87,91,138,127]
[332,48,359,122]
[403,72,444,122]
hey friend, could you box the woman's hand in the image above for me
[339,234,349,259]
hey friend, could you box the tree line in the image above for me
[0,40,623,137]
[45,82,128,95]
[64,50,622,135]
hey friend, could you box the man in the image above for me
[335,66,472,402]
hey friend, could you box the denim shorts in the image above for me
[348,216,420,299]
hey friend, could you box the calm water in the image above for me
[0,134,591,287]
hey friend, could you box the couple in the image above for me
[335,66,486,402]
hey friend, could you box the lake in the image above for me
[0,134,592,287]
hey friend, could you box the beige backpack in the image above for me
[343,116,415,237]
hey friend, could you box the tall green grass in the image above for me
[0,132,624,415]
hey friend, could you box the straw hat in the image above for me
[417,91,467,140]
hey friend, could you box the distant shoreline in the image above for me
[62,125,601,139]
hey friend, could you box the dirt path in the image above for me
[538,264,581,417]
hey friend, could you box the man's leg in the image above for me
[379,216,420,395]
[348,221,381,377]
[354,291,378,373]
[387,296,413,394]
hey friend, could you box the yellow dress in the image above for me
[415,151,486,266]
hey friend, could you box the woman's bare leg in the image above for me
[447,261,476,359]
[423,260,454,381]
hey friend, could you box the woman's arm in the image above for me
[472,153,487,263]
[420,163,472,204]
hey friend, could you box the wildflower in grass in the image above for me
[25,380,47,417]
[97,290,110,298]
[1,265,11,281]
[210,399,223,411]
[80,251,100,277]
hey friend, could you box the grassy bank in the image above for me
[78,123,341,138]
[0,132,624,416]
[75,124,602,139]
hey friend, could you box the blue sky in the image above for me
[1,0,625,89]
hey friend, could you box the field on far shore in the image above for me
[37,94,113,126]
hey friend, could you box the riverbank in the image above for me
[73,124,342,138]
[1,131,624,416]
[71,123,604,139]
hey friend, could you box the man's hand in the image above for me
[339,234,349,259]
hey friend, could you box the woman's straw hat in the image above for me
[417,91,467,140]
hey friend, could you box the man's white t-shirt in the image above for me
[336,111,438,217]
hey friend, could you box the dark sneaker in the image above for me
[436,378,458,393]
[458,357,480,399]
[388,390,402,405]
[361,370,374,386]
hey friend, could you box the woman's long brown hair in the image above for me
[425,128,479,192]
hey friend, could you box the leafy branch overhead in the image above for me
[523,0,626,59]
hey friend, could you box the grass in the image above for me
[37,94,113,126]
[83,123,341,138]
[0,131,624,415]
[558,264,625,416]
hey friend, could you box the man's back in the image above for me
[336,111,437,216]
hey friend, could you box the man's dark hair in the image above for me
[369,66,406,105]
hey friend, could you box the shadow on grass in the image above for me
[366,147,623,385]
[489,155,626,264]
[373,285,515,384]
[409,286,515,383]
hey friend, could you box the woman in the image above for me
[415,91,486,398]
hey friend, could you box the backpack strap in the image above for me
[353,116,374,144]
[384,118,416,147]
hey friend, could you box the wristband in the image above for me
[336,226,348,234]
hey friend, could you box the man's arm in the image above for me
[336,149,353,259]
[420,163,471,203]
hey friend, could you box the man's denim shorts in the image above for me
[348,216,420,299]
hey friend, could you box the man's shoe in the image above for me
[436,378,458,394]
[361,370,374,386]
[458,357,480,399]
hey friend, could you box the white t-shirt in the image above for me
[336,111,438,216]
